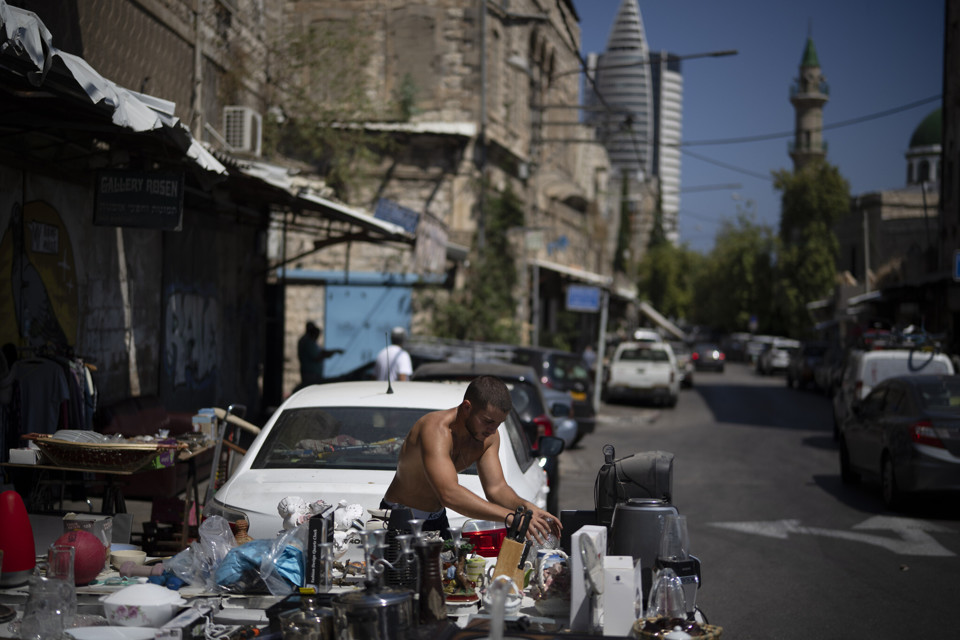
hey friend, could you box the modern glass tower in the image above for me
[587,0,684,244]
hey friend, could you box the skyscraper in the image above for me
[587,0,683,244]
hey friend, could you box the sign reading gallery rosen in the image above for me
[94,170,185,230]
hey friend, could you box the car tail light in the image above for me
[718,352,726,361]
[540,376,554,389]
[532,415,553,439]
[910,420,945,448]
[691,352,700,361]
[462,527,507,557]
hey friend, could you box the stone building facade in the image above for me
[272,0,616,394]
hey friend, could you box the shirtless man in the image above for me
[382,375,561,543]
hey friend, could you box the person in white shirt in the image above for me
[374,327,413,381]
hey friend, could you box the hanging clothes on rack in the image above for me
[6,356,70,435]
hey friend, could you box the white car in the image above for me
[603,341,679,407]
[204,381,554,539]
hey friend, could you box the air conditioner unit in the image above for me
[223,106,262,156]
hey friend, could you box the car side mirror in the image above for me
[535,435,565,458]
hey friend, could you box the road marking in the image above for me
[708,516,956,557]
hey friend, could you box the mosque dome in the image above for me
[908,108,941,149]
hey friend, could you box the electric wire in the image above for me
[677,94,942,147]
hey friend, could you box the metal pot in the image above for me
[332,586,415,640]
[609,498,679,601]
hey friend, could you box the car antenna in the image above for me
[385,331,394,394]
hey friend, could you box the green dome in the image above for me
[909,108,941,148]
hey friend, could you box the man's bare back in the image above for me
[384,406,489,512]
[382,376,561,543]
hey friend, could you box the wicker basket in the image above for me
[22,433,182,473]
[630,617,723,640]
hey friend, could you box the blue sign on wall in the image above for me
[954,249,960,282]
[567,285,601,312]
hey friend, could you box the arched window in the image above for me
[918,160,930,183]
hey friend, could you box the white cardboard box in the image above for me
[602,555,639,636]
[9,448,40,464]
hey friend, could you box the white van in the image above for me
[832,348,955,437]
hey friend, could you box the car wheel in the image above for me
[881,454,902,510]
[839,438,859,485]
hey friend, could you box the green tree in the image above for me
[772,161,849,336]
[692,209,776,334]
[428,186,522,342]
[637,242,702,323]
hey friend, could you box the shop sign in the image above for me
[567,284,601,312]
[94,170,184,230]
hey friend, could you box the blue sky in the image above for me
[571,0,944,253]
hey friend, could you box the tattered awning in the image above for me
[0,0,225,177]
[528,257,613,287]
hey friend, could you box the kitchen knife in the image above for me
[493,507,528,582]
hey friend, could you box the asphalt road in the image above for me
[557,362,960,639]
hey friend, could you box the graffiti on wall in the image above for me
[164,287,219,390]
[0,201,78,351]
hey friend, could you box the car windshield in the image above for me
[251,406,424,471]
[620,347,669,362]
[546,355,591,388]
[916,378,960,409]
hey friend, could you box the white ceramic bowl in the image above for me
[110,549,147,570]
[100,583,186,627]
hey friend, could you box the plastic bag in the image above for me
[165,515,237,591]
[259,519,310,595]
[214,521,308,595]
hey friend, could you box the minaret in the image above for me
[789,34,829,170]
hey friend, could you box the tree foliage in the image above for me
[260,18,402,198]
[427,186,522,343]
[691,209,777,334]
[637,242,702,324]
[772,161,849,336]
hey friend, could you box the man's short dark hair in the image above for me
[465,375,512,414]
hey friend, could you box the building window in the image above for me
[918,160,930,183]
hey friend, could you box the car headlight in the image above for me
[202,499,252,534]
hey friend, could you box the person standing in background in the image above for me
[374,327,413,381]
[297,321,343,388]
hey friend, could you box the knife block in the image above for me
[491,538,527,588]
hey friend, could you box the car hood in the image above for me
[212,468,486,539]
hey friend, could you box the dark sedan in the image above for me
[691,343,725,372]
[839,374,960,509]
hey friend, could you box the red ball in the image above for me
[54,529,106,585]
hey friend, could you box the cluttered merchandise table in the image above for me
[0,498,721,640]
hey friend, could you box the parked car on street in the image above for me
[603,340,679,407]
[814,344,846,397]
[745,335,776,365]
[786,341,829,389]
[506,347,596,444]
[412,361,576,512]
[756,338,801,375]
[838,374,960,508]
[204,381,562,539]
[669,341,695,388]
[832,348,956,440]
[691,343,725,373]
